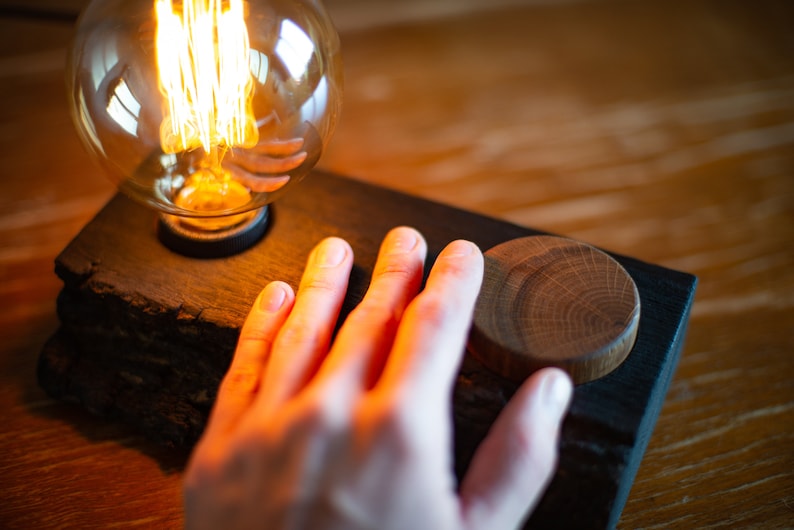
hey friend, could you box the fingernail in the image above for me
[387,228,420,255]
[443,240,476,258]
[315,238,348,268]
[542,369,573,420]
[259,282,288,312]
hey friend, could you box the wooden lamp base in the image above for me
[38,171,696,529]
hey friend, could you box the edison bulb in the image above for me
[67,0,342,254]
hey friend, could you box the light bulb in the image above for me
[67,0,343,255]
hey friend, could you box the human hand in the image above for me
[225,137,307,193]
[183,227,573,530]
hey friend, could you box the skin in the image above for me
[184,226,573,530]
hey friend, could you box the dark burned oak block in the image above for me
[38,171,696,529]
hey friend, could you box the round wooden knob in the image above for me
[469,236,640,385]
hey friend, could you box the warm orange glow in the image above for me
[155,0,258,156]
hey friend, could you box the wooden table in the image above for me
[1,0,792,527]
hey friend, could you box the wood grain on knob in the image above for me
[469,236,640,384]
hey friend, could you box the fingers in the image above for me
[316,227,427,391]
[229,138,307,173]
[235,150,308,174]
[224,137,306,193]
[227,164,291,193]
[377,240,484,399]
[208,233,481,431]
[256,237,354,410]
[459,368,573,529]
[251,138,305,156]
[203,281,295,439]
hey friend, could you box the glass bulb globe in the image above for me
[67,0,342,254]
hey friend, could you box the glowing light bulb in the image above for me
[67,0,343,255]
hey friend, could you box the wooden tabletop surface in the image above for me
[1,0,792,527]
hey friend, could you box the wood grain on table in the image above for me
[1,0,792,528]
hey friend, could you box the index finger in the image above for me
[377,239,484,399]
[203,281,295,439]
[256,237,354,411]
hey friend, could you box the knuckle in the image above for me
[511,428,558,478]
[300,275,340,295]
[221,366,260,395]
[410,291,455,329]
[237,328,274,348]
[360,394,416,456]
[346,301,399,330]
[287,396,347,440]
[433,255,470,279]
[376,260,418,280]
[275,317,323,350]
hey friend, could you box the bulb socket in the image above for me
[157,206,268,258]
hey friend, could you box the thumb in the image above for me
[459,367,573,530]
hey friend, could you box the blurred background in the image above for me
[1,0,792,527]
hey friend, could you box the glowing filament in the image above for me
[155,0,258,155]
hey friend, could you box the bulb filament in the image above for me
[154,0,260,227]
[155,0,258,156]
